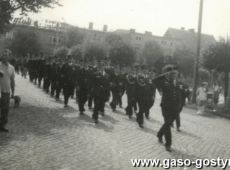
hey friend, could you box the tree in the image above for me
[199,68,210,84]
[173,49,195,78]
[203,41,230,105]
[84,43,106,61]
[142,41,164,66]
[0,0,60,33]
[70,45,82,60]
[109,42,135,66]
[8,28,41,57]
[66,28,84,48]
[54,46,69,58]
[105,34,123,47]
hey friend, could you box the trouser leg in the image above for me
[157,107,176,147]
[0,93,10,128]
[88,95,93,109]
[92,97,100,122]
[137,101,144,126]
[63,86,70,106]
[78,90,87,113]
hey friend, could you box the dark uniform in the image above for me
[155,68,182,151]
[145,78,156,119]
[175,82,188,131]
[109,71,119,111]
[136,74,149,128]
[62,62,75,107]
[125,73,137,118]
[92,70,108,123]
[77,67,88,114]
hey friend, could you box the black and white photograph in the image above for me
[0,0,230,169]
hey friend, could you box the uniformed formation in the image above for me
[10,55,190,152]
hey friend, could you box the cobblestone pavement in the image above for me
[0,75,230,170]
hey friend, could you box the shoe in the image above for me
[145,115,150,120]
[94,119,98,124]
[165,146,172,152]
[177,128,181,132]
[80,112,84,115]
[138,123,144,128]
[157,136,163,144]
[64,105,68,108]
[0,127,9,133]
[128,115,132,119]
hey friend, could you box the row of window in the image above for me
[135,36,174,46]
[48,36,64,45]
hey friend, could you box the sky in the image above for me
[15,0,230,39]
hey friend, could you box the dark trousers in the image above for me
[43,78,51,92]
[55,82,62,100]
[110,90,119,110]
[175,106,183,129]
[145,98,154,118]
[126,95,136,116]
[92,96,105,121]
[0,93,10,128]
[51,81,56,96]
[118,94,123,107]
[136,99,148,125]
[78,88,87,112]
[38,75,43,87]
[157,107,177,147]
[63,85,74,106]
[88,95,93,108]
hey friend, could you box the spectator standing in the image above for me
[196,82,208,114]
[0,51,15,132]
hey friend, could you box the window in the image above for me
[136,36,142,41]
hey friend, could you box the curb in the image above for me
[185,104,230,119]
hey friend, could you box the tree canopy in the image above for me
[8,28,41,57]
[203,41,230,103]
[142,41,164,66]
[203,41,230,72]
[54,46,69,58]
[70,45,82,60]
[84,43,106,61]
[173,48,195,77]
[0,0,60,33]
[109,42,135,66]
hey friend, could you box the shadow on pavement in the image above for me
[101,114,119,124]
[0,102,113,147]
[176,130,201,140]
[199,112,219,119]
[140,126,158,136]
[88,121,114,132]
[169,148,201,161]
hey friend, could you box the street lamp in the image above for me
[192,0,204,103]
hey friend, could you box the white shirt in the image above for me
[0,62,15,93]
[197,87,207,101]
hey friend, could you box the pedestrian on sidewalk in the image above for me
[196,82,208,114]
[0,51,15,132]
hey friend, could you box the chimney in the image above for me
[145,31,152,36]
[130,29,135,34]
[89,22,93,30]
[103,25,108,32]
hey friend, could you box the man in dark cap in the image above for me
[154,65,182,152]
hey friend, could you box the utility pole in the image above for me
[192,0,204,103]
